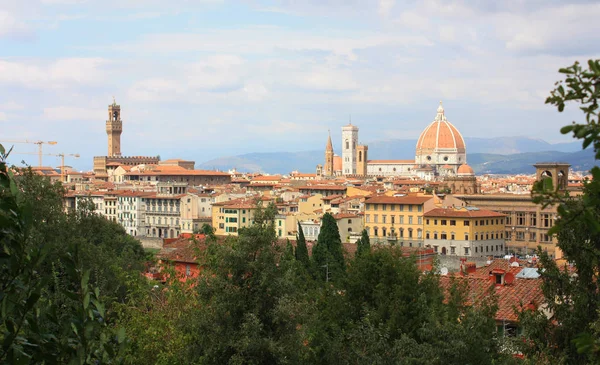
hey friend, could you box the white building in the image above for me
[342,123,358,175]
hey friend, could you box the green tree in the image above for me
[312,213,345,281]
[521,59,600,364]
[356,229,371,257]
[295,222,310,267]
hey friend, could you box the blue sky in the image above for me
[1,0,599,170]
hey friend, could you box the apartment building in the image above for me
[423,207,506,257]
[364,195,435,247]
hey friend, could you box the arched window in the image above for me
[346,140,349,149]
[359,151,362,162]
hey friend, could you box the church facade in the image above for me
[323,102,468,180]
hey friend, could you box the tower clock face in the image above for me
[113,110,118,120]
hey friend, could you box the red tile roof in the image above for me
[365,195,432,205]
[424,207,505,218]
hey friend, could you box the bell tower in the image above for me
[106,97,122,157]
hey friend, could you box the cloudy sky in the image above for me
[1,0,599,170]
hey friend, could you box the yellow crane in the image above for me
[11,151,80,182]
[0,139,58,167]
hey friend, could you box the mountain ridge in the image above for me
[198,137,593,174]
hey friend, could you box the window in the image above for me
[391,216,395,224]
[400,215,404,224]
[475,247,478,253]
[382,204,387,211]
[400,204,404,211]
[480,220,484,226]
[441,220,447,226]
[434,232,438,239]
[374,228,379,236]
[186,265,191,277]
[475,233,478,240]
[450,220,456,226]
[382,215,387,224]
[374,215,379,223]
[506,231,512,240]
[366,215,371,223]
[278,220,282,226]
[434,219,438,225]
[450,247,456,255]
[426,219,430,225]
[417,229,422,238]
[418,217,423,225]
[475,220,478,226]
[451,233,455,240]
[530,214,537,227]
[529,232,537,241]
[464,220,470,226]
[426,232,430,239]
[417,205,422,212]
[441,233,447,240]
[408,216,413,224]
[542,214,552,228]
[408,228,413,238]
[516,231,525,241]
[242,217,246,223]
[391,205,395,211]
[541,233,551,242]
[465,233,469,240]
[516,212,526,226]
[505,213,512,225]
[347,219,352,224]
[434,246,438,253]
[408,205,413,212]
[464,247,470,255]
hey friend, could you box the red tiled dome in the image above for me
[416,102,466,152]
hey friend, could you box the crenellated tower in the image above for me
[106,98,122,156]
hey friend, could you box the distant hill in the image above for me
[198,137,593,174]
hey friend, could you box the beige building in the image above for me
[423,207,506,257]
[364,195,435,247]
[211,199,259,236]
[180,192,215,234]
[334,213,364,243]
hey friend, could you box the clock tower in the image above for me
[106,98,122,157]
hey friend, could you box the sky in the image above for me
[1,0,599,170]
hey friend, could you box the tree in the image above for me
[295,222,310,267]
[312,213,345,281]
[356,229,371,257]
[521,59,600,363]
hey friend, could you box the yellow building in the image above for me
[363,195,435,246]
[298,194,323,215]
[211,199,258,236]
[423,207,506,257]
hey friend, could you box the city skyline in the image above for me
[2,0,600,169]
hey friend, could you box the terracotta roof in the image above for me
[126,166,229,176]
[424,207,505,218]
[298,185,347,191]
[365,195,432,205]
[416,103,466,151]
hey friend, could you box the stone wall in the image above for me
[136,236,163,250]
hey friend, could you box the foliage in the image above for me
[355,229,370,257]
[312,213,345,281]
[295,222,310,268]
[0,147,145,363]
[522,59,600,364]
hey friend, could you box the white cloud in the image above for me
[378,0,395,18]
[43,106,105,121]
[0,101,25,110]
[0,10,33,39]
[0,112,7,121]
[0,58,108,89]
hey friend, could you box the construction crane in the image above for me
[11,151,80,182]
[0,139,58,167]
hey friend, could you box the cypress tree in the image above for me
[295,222,310,267]
[313,213,345,280]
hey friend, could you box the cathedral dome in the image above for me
[457,163,474,175]
[416,102,466,154]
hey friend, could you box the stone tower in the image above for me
[106,98,122,157]
[342,123,358,175]
[324,131,334,176]
[534,162,570,191]
[357,144,368,176]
